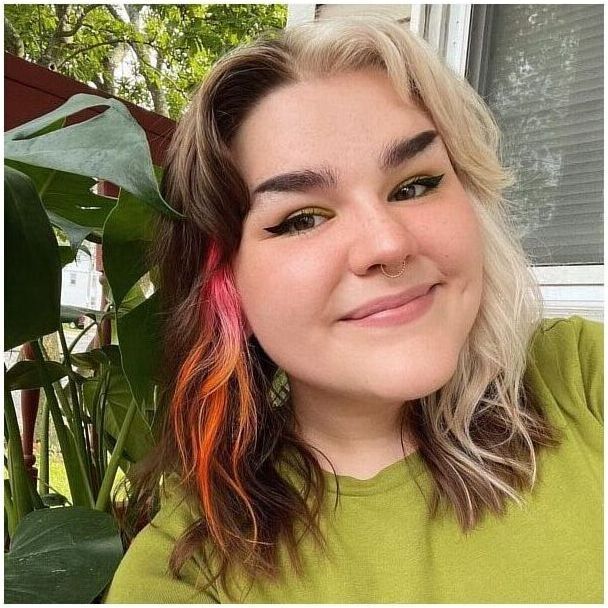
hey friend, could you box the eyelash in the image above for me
[263,174,445,237]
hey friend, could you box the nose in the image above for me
[346,199,419,276]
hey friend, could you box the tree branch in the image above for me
[56,39,127,69]
[104,4,124,23]
[53,4,69,24]
[40,3,72,66]
[62,4,102,38]
[80,22,164,54]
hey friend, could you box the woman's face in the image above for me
[231,70,484,406]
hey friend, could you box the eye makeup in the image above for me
[264,207,333,236]
[263,173,445,237]
[388,174,444,201]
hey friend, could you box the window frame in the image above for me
[411,3,603,321]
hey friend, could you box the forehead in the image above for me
[231,70,439,183]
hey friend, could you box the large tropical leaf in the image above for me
[5,360,69,391]
[117,291,162,407]
[103,185,158,310]
[4,159,116,235]
[5,166,61,350]
[58,245,77,267]
[4,93,181,219]
[4,506,123,604]
[60,304,105,325]
[47,210,93,253]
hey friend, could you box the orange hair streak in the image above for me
[171,241,259,555]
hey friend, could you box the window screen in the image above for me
[468,4,603,265]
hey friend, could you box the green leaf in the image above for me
[5,93,182,219]
[4,160,116,231]
[28,117,67,139]
[4,388,37,530]
[58,245,77,267]
[48,210,92,253]
[5,361,69,391]
[103,184,158,310]
[4,166,61,350]
[4,506,123,604]
[57,431,94,508]
[71,345,122,371]
[117,292,161,406]
[83,373,154,464]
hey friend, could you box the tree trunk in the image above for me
[39,4,72,68]
[124,4,169,116]
[4,16,25,57]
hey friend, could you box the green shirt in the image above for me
[104,315,603,603]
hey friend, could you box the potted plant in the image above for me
[4,93,182,603]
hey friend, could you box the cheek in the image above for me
[233,237,329,336]
[424,196,484,274]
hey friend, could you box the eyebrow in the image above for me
[250,129,438,202]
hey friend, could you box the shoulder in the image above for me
[526,315,603,426]
[103,475,219,604]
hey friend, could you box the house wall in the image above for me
[317,4,411,21]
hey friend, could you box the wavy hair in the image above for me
[115,16,561,599]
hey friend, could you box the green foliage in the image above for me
[5,166,62,351]
[4,93,176,602]
[4,507,123,603]
[5,360,69,391]
[5,93,180,219]
[4,4,288,118]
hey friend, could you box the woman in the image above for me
[104,17,603,603]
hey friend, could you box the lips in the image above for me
[341,283,437,321]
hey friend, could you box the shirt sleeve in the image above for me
[531,315,604,429]
[575,315,604,426]
[103,478,220,604]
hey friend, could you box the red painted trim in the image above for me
[4,52,176,166]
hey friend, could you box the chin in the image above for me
[366,354,460,402]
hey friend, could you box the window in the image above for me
[286,4,603,320]
[411,3,603,320]
[467,4,603,267]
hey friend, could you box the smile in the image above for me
[340,284,439,328]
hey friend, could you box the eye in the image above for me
[389,174,445,202]
[264,207,332,237]
[262,174,445,237]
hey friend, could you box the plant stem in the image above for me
[67,321,97,355]
[30,340,95,508]
[4,369,35,527]
[4,479,17,539]
[95,398,137,512]
[52,378,73,425]
[88,365,106,493]
[58,323,94,488]
[79,381,98,495]
[38,396,50,496]
[97,366,111,482]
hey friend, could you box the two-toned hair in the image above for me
[116,16,561,600]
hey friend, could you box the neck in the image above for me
[289,378,419,480]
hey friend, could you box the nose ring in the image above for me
[381,260,407,278]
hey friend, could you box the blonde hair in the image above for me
[120,16,561,598]
[269,14,560,530]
